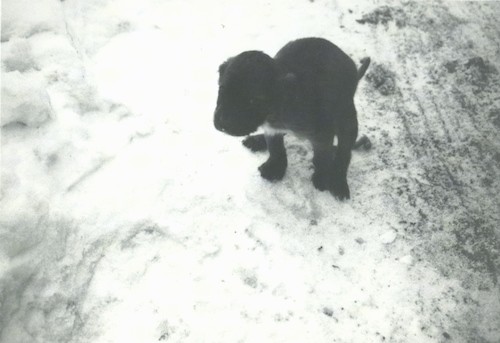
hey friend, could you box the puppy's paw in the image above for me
[330,179,350,200]
[258,157,287,181]
[353,135,372,151]
[243,134,267,152]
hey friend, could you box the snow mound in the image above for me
[1,38,38,72]
[1,0,64,42]
[1,71,53,127]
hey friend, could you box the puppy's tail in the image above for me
[357,57,371,80]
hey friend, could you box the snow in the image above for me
[1,0,500,342]
[1,70,52,127]
[1,0,64,42]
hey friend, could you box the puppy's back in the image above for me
[275,38,358,96]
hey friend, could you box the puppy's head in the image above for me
[214,51,278,136]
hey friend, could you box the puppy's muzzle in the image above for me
[213,109,226,132]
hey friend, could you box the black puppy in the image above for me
[214,37,370,200]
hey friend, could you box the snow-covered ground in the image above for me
[1,0,499,342]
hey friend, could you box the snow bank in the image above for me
[1,71,52,127]
[1,0,64,42]
[1,38,38,72]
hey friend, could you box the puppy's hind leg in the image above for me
[331,105,358,200]
[242,134,267,152]
[312,136,335,192]
[258,134,287,181]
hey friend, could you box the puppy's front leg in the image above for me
[242,134,267,152]
[258,134,287,181]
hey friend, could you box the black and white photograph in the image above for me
[1,0,499,342]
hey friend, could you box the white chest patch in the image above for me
[261,122,290,136]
